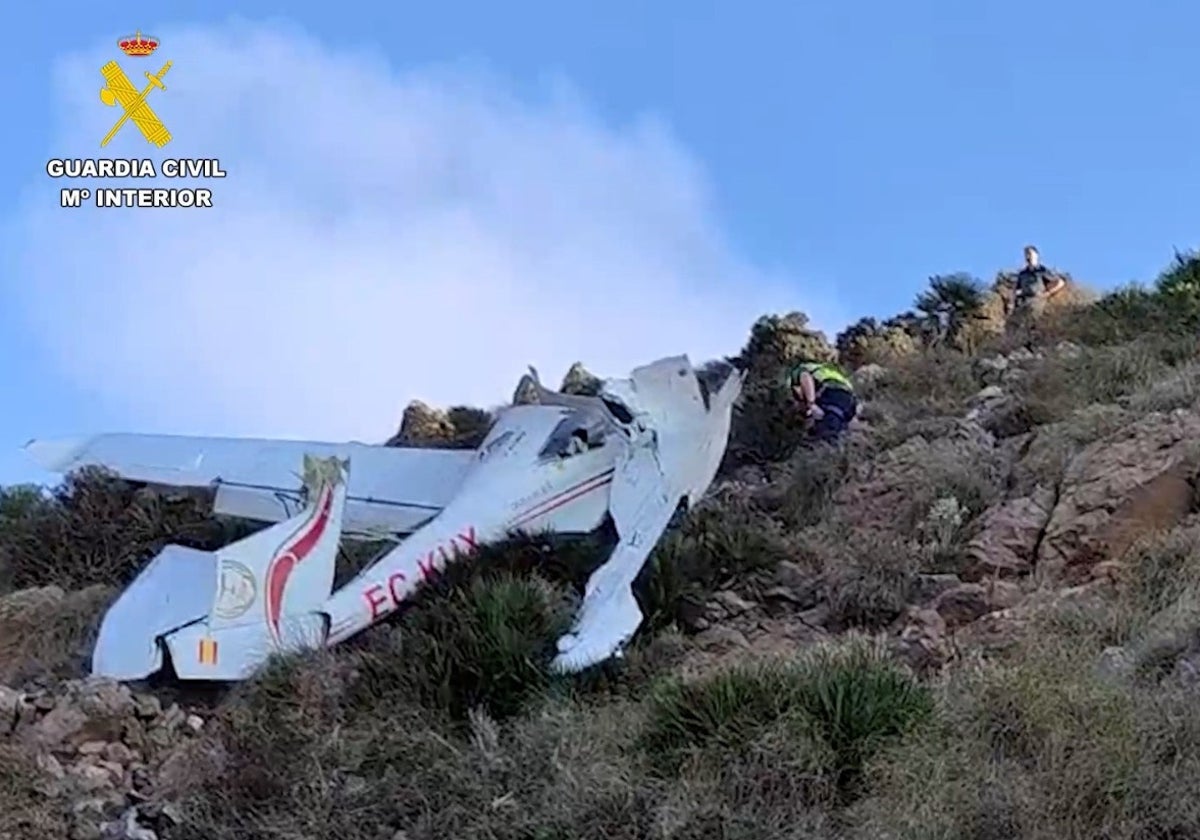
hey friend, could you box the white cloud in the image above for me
[5,20,841,443]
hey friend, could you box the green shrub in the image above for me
[726,379,810,464]
[913,273,989,347]
[1125,521,1200,619]
[444,406,495,447]
[820,531,920,631]
[0,468,248,591]
[780,443,855,529]
[437,530,609,593]
[726,311,837,464]
[327,534,602,725]
[789,637,934,786]
[1054,252,1200,346]
[375,571,574,721]
[642,662,817,770]
[636,495,791,633]
[642,638,932,791]
[867,348,981,426]
[852,642,1150,840]
[1155,249,1200,308]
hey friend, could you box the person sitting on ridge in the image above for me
[785,360,858,444]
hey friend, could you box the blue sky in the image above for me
[2,0,1198,487]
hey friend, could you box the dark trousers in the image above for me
[809,387,857,443]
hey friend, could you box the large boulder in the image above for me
[388,401,492,449]
[1037,409,1200,583]
[559,362,602,396]
[390,400,453,445]
[962,485,1056,581]
[952,289,1007,354]
[930,580,1023,628]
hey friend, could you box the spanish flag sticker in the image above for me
[198,638,218,665]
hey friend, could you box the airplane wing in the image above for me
[129,102,171,147]
[24,433,478,536]
[100,62,140,109]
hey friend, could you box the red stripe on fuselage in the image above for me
[264,485,334,641]
[510,469,613,528]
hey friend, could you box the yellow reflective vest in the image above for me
[787,362,854,393]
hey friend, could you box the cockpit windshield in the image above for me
[537,408,610,459]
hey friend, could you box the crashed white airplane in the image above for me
[24,355,743,682]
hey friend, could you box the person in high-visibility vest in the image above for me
[783,361,858,443]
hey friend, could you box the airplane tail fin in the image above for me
[90,454,349,682]
[208,453,347,636]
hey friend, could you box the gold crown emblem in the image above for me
[118,30,159,57]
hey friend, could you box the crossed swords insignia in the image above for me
[98,59,173,148]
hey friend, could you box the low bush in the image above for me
[1020,341,1171,424]
[0,468,247,591]
[386,572,573,721]
[1052,253,1200,348]
[175,662,657,840]
[866,348,980,427]
[780,442,855,529]
[637,495,791,633]
[817,531,921,631]
[643,637,932,793]
[727,380,811,464]
[848,635,1200,840]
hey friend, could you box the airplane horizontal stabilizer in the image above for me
[90,454,351,682]
[90,545,216,681]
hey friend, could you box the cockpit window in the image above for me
[478,430,517,461]
[601,396,634,425]
[538,411,608,459]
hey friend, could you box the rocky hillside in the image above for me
[4,252,1200,839]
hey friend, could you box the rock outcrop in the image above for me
[559,362,602,396]
[1036,409,1200,583]
[832,420,1003,533]
[962,486,1056,580]
[389,402,493,449]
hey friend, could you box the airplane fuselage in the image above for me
[322,405,619,643]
